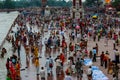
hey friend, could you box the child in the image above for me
[40,67,45,80]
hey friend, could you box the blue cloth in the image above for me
[47,39,51,45]
[84,59,109,80]
[92,66,108,80]
[92,70,108,80]
[60,31,64,36]
[92,49,96,54]
[92,66,99,70]
[84,59,92,66]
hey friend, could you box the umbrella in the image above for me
[117,11,120,15]
[76,25,80,29]
[92,15,97,19]
[63,16,65,19]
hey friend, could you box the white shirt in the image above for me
[87,68,92,75]
[44,39,47,45]
[45,59,50,69]
[56,59,61,67]
[40,69,45,78]
[64,75,73,80]
[77,33,81,38]
[113,77,117,80]
[115,50,119,56]
[82,73,88,80]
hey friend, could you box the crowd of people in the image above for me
[6,54,20,80]
[0,7,120,80]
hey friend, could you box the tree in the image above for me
[4,0,15,9]
[85,0,102,7]
[85,0,95,7]
[112,0,120,11]
[30,0,40,7]
[0,1,4,9]
[66,0,72,7]
[47,0,56,6]
[0,0,71,9]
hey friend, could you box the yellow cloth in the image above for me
[108,69,113,74]
[35,59,39,67]
[34,47,38,57]
[92,16,97,19]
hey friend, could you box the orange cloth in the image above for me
[60,54,65,64]
[15,63,20,77]
[105,0,111,3]
[35,59,39,67]
[103,54,109,61]
[34,47,38,57]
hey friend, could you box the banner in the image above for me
[105,0,111,4]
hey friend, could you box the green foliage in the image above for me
[66,0,72,7]
[85,0,95,7]
[112,0,120,11]
[14,1,30,8]
[0,1,4,9]
[0,0,72,9]
[30,0,41,7]
[85,0,103,7]
[4,0,15,9]
[47,0,71,7]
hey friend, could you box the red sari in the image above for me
[62,41,67,48]
[10,65,16,80]
[60,53,65,65]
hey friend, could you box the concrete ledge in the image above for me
[0,13,19,50]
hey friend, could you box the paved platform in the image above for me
[0,11,19,49]
[1,25,119,80]
[0,13,120,80]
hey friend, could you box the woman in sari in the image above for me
[15,61,20,80]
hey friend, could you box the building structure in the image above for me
[72,0,83,19]
[44,6,51,17]
[41,0,47,16]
